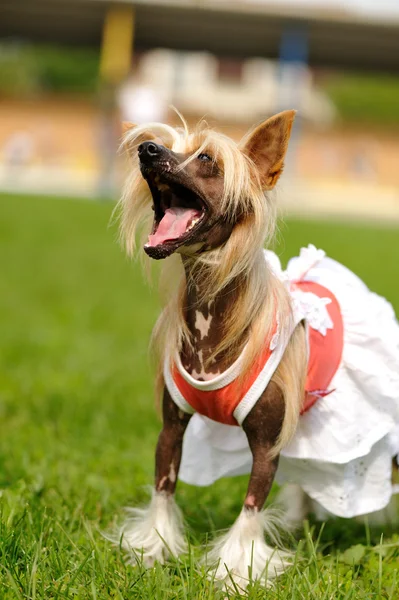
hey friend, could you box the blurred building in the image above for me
[0,0,399,220]
[125,50,334,125]
[2,0,399,71]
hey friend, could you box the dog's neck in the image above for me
[180,258,249,381]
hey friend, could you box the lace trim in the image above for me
[290,290,333,336]
[266,244,334,337]
[286,244,326,281]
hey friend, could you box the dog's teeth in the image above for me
[158,183,169,192]
[187,217,200,231]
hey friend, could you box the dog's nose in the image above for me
[138,141,161,159]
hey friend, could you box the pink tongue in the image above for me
[148,207,201,246]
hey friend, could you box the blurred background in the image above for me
[1,5,399,594]
[1,0,399,220]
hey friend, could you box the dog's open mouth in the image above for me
[144,174,207,258]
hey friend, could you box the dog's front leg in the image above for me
[205,382,291,589]
[119,387,191,566]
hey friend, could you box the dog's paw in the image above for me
[105,490,187,566]
[204,508,292,590]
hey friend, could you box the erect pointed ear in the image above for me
[240,110,296,189]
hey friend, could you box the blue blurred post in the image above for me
[278,25,309,175]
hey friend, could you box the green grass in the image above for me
[1,192,399,599]
[0,42,99,96]
[322,72,399,127]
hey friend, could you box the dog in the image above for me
[112,111,399,589]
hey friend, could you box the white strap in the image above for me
[173,345,246,391]
[163,359,195,415]
[233,318,301,425]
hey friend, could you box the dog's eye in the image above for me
[198,152,212,162]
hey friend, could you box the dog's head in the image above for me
[120,111,295,261]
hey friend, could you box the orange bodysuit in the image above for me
[164,280,344,427]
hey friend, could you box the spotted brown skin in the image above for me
[242,382,285,511]
[181,268,250,378]
[155,379,285,517]
[155,387,191,495]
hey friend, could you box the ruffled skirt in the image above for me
[178,249,399,518]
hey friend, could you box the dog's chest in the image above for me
[181,297,245,381]
[181,304,220,381]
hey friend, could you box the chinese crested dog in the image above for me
[111,111,399,589]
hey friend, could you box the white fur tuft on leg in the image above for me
[107,489,187,566]
[204,508,292,590]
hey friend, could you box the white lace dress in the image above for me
[178,246,399,518]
